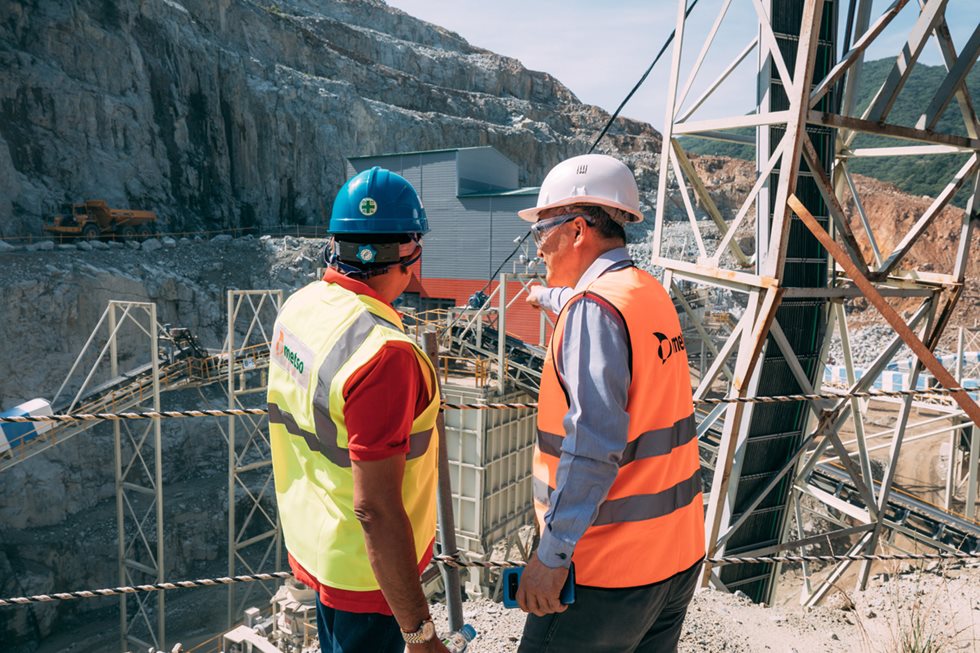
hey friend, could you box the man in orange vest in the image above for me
[517,154,704,652]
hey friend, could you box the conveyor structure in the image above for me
[697,410,980,561]
[0,337,269,473]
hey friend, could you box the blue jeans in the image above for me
[316,600,404,653]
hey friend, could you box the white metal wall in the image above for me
[347,149,536,282]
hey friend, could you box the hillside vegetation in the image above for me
[680,57,978,204]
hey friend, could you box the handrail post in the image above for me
[423,329,464,632]
[497,273,507,395]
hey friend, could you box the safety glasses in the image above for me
[399,239,423,267]
[530,213,591,248]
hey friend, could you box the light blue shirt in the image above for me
[536,247,635,569]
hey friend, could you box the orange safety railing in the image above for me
[439,354,491,387]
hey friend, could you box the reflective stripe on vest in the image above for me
[268,280,440,592]
[534,266,705,588]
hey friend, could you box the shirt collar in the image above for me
[573,247,633,291]
[322,268,391,307]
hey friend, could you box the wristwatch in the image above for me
[401,617,436,645]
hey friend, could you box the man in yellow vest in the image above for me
[517,154,705,652]
[268,167,451,652]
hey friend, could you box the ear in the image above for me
[571,217,590,249]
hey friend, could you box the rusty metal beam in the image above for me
[788,194,980,427]
[810,111,980,150]
[863,0,950,123]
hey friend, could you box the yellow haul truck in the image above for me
[44,200,158,241]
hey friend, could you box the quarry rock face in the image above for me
[0,0,661,237]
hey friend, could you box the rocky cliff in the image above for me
[0,0,661,237]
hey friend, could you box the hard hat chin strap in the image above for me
[324,236,423,279]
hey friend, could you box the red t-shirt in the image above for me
[288,270,434,614]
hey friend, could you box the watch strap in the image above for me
[401,617,435,644]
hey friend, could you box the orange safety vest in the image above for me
[533,265,704,588]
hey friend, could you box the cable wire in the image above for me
[4,551,980,606]
[588,0,700,153]
[438,0,701,338]
[0,388,972,425]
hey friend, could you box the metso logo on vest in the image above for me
[653,331,686,364]
[272,326,313,386]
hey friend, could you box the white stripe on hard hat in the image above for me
[519,154,643,224]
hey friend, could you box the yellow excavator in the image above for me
[44,200,158,241]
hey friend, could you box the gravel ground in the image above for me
[432,563,980,652]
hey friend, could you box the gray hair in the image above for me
[566,204,627,243]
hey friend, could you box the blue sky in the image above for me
[387,0,976,130]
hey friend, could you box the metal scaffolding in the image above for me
[653,0,979,605]
[224,290,284,627]
[48,301,167,651]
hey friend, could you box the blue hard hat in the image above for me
[329,167,429,236]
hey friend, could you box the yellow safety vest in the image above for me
[268,280,441,592]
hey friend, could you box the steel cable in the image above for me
[3,551,980,607]
[0,387,970,425]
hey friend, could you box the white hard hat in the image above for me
[518,154,643,224]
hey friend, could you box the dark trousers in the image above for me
[316,599,404,653]
[518,560,701,653]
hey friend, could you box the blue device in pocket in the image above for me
[502,563,575,608]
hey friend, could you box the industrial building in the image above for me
[346,147,546,343]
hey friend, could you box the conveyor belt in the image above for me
[810,463,980,553]
[447,323,545,396]
[697,415,980,560]
[0,343,269,473]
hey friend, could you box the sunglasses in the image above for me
[530,213,592,248]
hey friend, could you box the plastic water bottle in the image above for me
[442,624,477,652]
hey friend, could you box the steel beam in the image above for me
[848,144,968,157]
[702,286,783,585]
[670,141,752,266]
[109,302,165,652]
[674,110,794,135]
[789,196,980,426]
[877,154,979,277]
[811,111,980,150]
[653,0,690,260]
[929,17,980,140]
[918,22,980,131]
[809,0,907,109]
[226,290,283,628]
[863,0,950,123]
[761,0,826,279]
[968,425,980,521]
